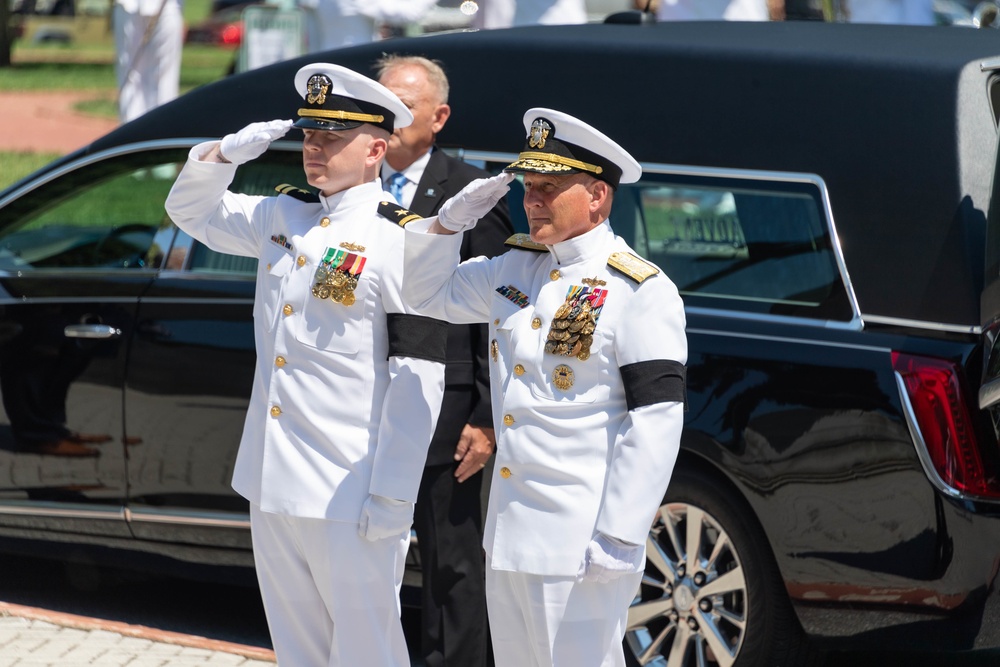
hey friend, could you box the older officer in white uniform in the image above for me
[402,109,687,666]
[165,64,447,667]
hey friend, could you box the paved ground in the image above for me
[0,91,118,154]
[0,602,275,665]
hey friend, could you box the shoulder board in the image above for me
[378,200,423,227]
[607,251,659,284]
[504,233,547,252]
[274,184,319,203]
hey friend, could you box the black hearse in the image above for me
[1,19,999,667]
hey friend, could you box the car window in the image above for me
[171,148,306,277]
[634,177,846,318]
[0,155,188,271]
[493,160,852,321]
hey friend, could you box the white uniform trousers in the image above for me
[250,504,411,667]
[113,0,183,123]
[486,559,642,667]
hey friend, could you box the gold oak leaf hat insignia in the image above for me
[293,63,413,134]
[504,107,641,189]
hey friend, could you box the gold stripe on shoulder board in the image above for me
[377,200,422,227]
[607,251,659,283]
[504,233,547,252]
[274,184,319,202]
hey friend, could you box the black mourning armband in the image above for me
[621,359,687,411]
[386,313,449,364]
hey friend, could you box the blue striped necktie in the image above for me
[388,171,408,205]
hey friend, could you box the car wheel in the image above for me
[625,466,821,667]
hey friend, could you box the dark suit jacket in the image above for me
[400,147,513,466]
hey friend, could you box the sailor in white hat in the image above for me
[166,64,447,666]
[400,108,687,666]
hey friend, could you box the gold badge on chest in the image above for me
[312,247,365,306]
[544,284,608,361]
[552,364,574,391]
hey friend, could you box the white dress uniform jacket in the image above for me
[405,220,686,576]
[166,145,446,521]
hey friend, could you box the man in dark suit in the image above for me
[376,54,513,667]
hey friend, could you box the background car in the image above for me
[3,18,1000,667]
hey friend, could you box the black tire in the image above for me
[624,465,822,667]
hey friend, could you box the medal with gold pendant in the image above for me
[312,247,365,306]
[544,284,606,361]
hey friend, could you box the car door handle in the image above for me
[64,324,122,340]
[979,377,1000,410]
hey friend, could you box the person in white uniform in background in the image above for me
[113,0,183,122]
[469,0,587,28]
[401,108,688,667]
[298,0,440,52]
[639,0,772,21]
[164,63,447,667]
[843,0,934,25]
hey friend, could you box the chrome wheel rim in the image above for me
[626,502,748,667]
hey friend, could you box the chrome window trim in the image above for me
[862,313,981,335]
[0,502,125,521]
[125,507,250,530]
[686,306,863,331]
[895,372,972,502]
[687,326,891,354]
[0,138,302,207]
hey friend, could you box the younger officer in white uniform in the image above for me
[165,64,447,667]
[402,109,687,666]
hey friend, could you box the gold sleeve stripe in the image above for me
[397,214,422,227]
[516,151,603,175]
[298,109,385,124]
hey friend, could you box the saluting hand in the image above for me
[454,424,495,483]
[219,119,294,165]
[436,173,515,233]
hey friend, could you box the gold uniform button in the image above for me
[275,356,286,368]
[320,217,331,227]
[494,318,500,326]
[531,317,542,330]
[550,269,560,281]
[500,467,511,479]
[282,304,293,316]
[266,263,271,271]
[270,406,282,418]
[514,364,525,376]
[502,414,514,426]
[296,255,306,267]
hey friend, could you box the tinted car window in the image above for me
[168,147,306,277]
[0,155,187,271]
[635,177,845,317]
[498,163,853,321]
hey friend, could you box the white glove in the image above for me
[437,173,514,233]
[219,119,294,165]
[358,494,414,541]
[578,533,644,584]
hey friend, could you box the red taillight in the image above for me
[893,352,1000,498]
[220,23,242,46]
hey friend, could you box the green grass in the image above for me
[0,151,63,189]
[0,0,235,189]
